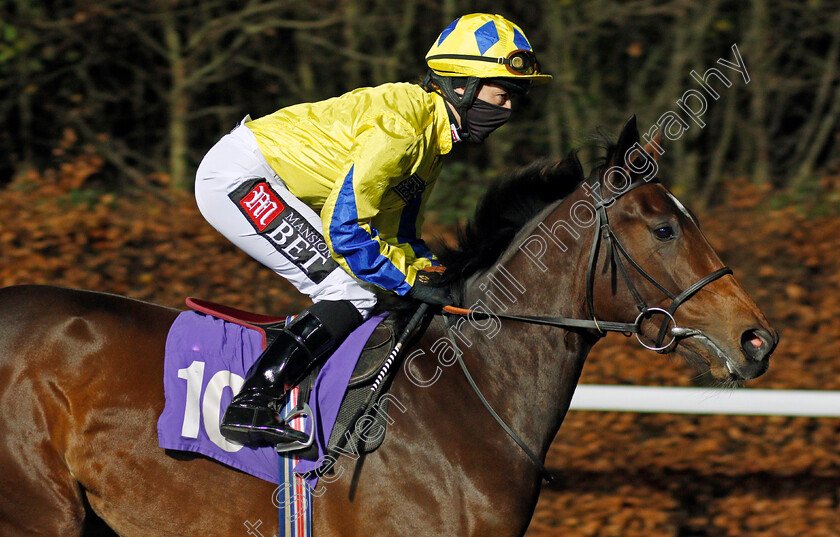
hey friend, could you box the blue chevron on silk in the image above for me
[513,27,531,50]
[438,17,460,46]
[474,20,500,55]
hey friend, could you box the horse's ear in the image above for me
[624,129,663,171]
[609,115,640,168]
[611,115,661,182]
[642,130,663,162]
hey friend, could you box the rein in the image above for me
[444,179,732,351]
[438,177,732,483]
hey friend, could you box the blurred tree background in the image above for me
[1,0,839,216]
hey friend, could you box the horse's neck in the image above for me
[451,195,597,455]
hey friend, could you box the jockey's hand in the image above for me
[407,266,451,307]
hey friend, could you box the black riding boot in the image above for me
[220,300,362,445]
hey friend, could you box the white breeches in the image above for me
[194,119,377,318]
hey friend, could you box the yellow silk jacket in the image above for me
[246,82,453,295]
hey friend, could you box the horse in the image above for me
[0,117,777,536]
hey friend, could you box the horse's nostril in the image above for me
[740,328,774,361]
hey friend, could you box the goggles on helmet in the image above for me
[426,49,542,77]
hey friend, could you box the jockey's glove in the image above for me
[407,266,452,307]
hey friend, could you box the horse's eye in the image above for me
[653,224,675,241]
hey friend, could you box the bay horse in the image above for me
[0,118,776,536]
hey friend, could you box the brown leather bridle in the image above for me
[437,175,732,483]
[444,177,732,353]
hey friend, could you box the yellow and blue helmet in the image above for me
[426,13,552,86]
[423,14,550,141]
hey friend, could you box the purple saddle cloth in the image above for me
[157,310,385,485]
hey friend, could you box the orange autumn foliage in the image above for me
[2,163,839,537]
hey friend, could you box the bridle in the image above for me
[439,172,732,483]
[445,174,732,353]
[584,177,732,351]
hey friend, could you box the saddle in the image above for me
[186,298,401,455]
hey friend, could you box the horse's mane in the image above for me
[437,153,586,285]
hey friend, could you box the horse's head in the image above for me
[439,116,776,383]
[584,116,777,383]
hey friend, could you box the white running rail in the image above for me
[569,385,840,417]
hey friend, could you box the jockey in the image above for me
[194,13,551,446]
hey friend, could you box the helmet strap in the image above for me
[426,71,482,141]
[441,96,466,143]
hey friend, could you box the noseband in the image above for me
[585,179,732,351]
[446,177,732,353]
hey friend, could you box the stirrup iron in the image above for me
[274,402,316,453]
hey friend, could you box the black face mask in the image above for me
[463,98,512,143]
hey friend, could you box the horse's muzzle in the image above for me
[729,327,777,379]
[740,327,778,363]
